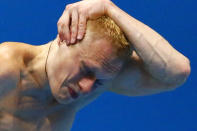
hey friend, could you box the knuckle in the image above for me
[66,4,72,9]
[59,23,65,29]
[71,28,77,34]
[58,20,68,27]
[71,27,77,33]
[79,19,85,24]
[78,23,84,29]
[58,21,67,27]
[71,21,77,27]
[78,28,85,33]
[78,8,85,14]
[64,29,70,34]
[79,18,86,26]
[57,21,62,26]
[78,8,83,14]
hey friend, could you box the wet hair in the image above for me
[86,15,131,58]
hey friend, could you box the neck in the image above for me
[28,38,59,88]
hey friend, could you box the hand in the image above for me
[57,0,111,45]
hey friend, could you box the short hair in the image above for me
[86,15,131,58]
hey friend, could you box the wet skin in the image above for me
[47,37,124,105]
[0,38,124,131]
[0,0,191,130]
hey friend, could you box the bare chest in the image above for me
[13,69,55,117]
[0,69,72,130]
[0,68,107,131]
[0,111,52,131]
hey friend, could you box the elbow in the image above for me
[180,58,191,83]
[168,57,191,87]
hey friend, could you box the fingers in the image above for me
[58,10,71,44]
[77,14,87,40]
[70,9,79,44]
[57,2,88,46]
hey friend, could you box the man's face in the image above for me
[48,39,124,104]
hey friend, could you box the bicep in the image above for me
[109,52,176,96]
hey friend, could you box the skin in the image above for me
[58,0,191,95]
[0,37,124,131]
[0,0,191,131]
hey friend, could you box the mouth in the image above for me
[68,87,79,99]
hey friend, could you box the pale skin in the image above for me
[58,0,191,95]
[0,38,122,131]
[0,0,190,131]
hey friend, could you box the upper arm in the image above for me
[0,43,19,97]
[108,51,177,96]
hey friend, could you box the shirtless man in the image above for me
[0,0,190,131]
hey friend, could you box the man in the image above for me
[0,16,129,130]
[57,0,190,95]
[0,0,190,131]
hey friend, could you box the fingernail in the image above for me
[71,38,75,43]
[77,34,83,40]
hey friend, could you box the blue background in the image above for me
[0,0,196,131]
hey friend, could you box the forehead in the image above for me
[80,39,123,78]
[82,38,116,59]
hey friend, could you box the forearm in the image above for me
[106,2,190,85]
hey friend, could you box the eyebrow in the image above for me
[100,59,121,75]
[81,59,119,79]
[93,51,122,74]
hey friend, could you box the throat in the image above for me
[23,43,52,88]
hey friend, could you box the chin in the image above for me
[52,87,81,105]
[53,93,74,104]
[50,87,72,104]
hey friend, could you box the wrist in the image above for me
[104,0,115,16]
[105,1,121,22]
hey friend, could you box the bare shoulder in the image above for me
[0,42,22,86]
[0,42,26,66]
[0,42,35,55]
[0,41,40,80]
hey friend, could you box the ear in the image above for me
[78,76,96,93]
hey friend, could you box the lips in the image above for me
[68,87,79,99]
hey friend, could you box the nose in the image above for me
[78,76,96,93]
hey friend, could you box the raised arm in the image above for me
[57,0,191,95]
[105,2,190,85]
[105,2,190,95]
[109,51,189,96]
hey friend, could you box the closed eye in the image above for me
[81,61,94,76]
[94,79,103,86]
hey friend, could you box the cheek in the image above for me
[48,58,76,89]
